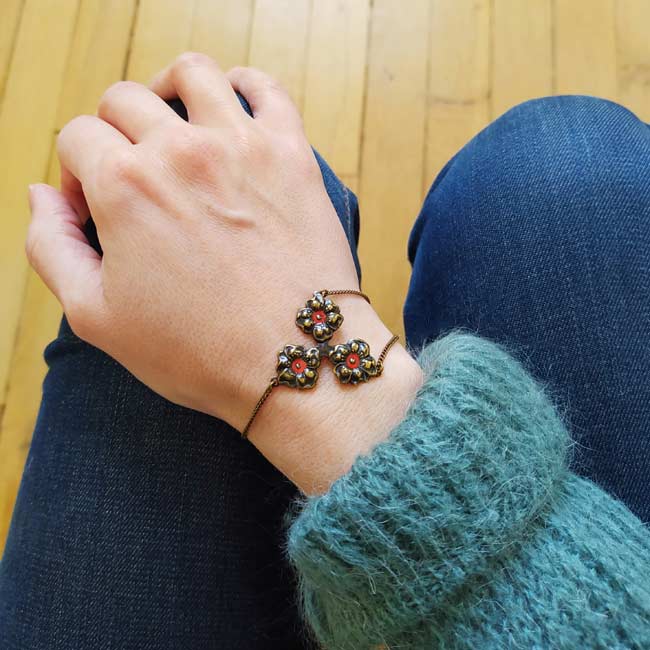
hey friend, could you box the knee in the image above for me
[497,94,632,129]
[494,95,639,139]
[468,96,650,199]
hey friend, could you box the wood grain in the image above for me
[357,0,430,338]
[0,0,25,107]
[248,0,312,110]
[491,0,553,118]
[127,0,195,83]
[554,0,617,99]
[303,0,370,179]
[615,0,650,121]
[425,0,491,187]
[191,0,255,71]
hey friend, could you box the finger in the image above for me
[226,67,302,131]
[98,80,184,143]
[26,183,107,341]
[60,164,90,223]
[57,114,131,184]
[148,52,242,126]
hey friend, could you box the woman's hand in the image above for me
[27,53,423,493]
[27,53,360,428]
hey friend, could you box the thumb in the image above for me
[26,183,105,339]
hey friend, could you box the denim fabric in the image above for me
[1,94,649,649]
[405,96,650,524]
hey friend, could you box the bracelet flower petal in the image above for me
[329,339,380,385]
[295,291,344,342]
[276,344,321,389]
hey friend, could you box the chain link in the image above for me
[377,334,400,374]
[241,377,279,439]
[320,288,371,304]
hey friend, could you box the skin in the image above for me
[26,52,424,495]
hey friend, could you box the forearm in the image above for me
[245,295,424,495]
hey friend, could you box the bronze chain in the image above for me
[319,288,371,304]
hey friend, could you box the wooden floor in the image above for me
[1,0,649,551]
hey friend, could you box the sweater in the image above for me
[285,332,650,649]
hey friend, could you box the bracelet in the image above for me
[241,289,399,439]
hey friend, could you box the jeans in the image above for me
[1,95,648,649]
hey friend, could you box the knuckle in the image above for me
[229,125,257,155]
[173,51,212,74]
[164,129,220,174]
[97,147,141,187]
[57,114,94,148]
[98,80,139,112]
[226,65,244,78]
[262,75,287,99]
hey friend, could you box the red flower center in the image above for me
[345,353,360,369]
[313,310,327,324]
[291,358,307,374]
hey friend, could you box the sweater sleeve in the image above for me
[285,332,650,649]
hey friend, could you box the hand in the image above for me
[27,53,424,494]
[26,53,360,431]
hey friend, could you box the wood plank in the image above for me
[615,0,650,122]
[127,0,195,83]
[303,0,370,177]
[0,0,78,425]
[190,0,254,71]
[0,0,136,553]
[0,0,25,106]
[554,0,617,99]
[248,0,312,111]
[425,0,490,186]
[55,0,137,129]
[491,0,552,118]
[357,0,430,339]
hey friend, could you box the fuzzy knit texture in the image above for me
[285,332,650,649]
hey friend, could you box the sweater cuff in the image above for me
[285,331,571,649]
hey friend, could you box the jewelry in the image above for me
[241,289,399,439]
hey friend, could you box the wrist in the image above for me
[244,296,424,494]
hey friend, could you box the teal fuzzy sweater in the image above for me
[286,332,650,649]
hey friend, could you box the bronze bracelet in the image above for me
[241,289,399,439]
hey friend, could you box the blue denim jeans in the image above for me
[1,95,648,649]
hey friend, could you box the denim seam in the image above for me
[342,185,352,241]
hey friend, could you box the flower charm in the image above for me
[276,345,321,389]
[328,339,380,385]
[296,291,344,342]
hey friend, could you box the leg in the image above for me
[0,97,359,649]
[404,96,650,523]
